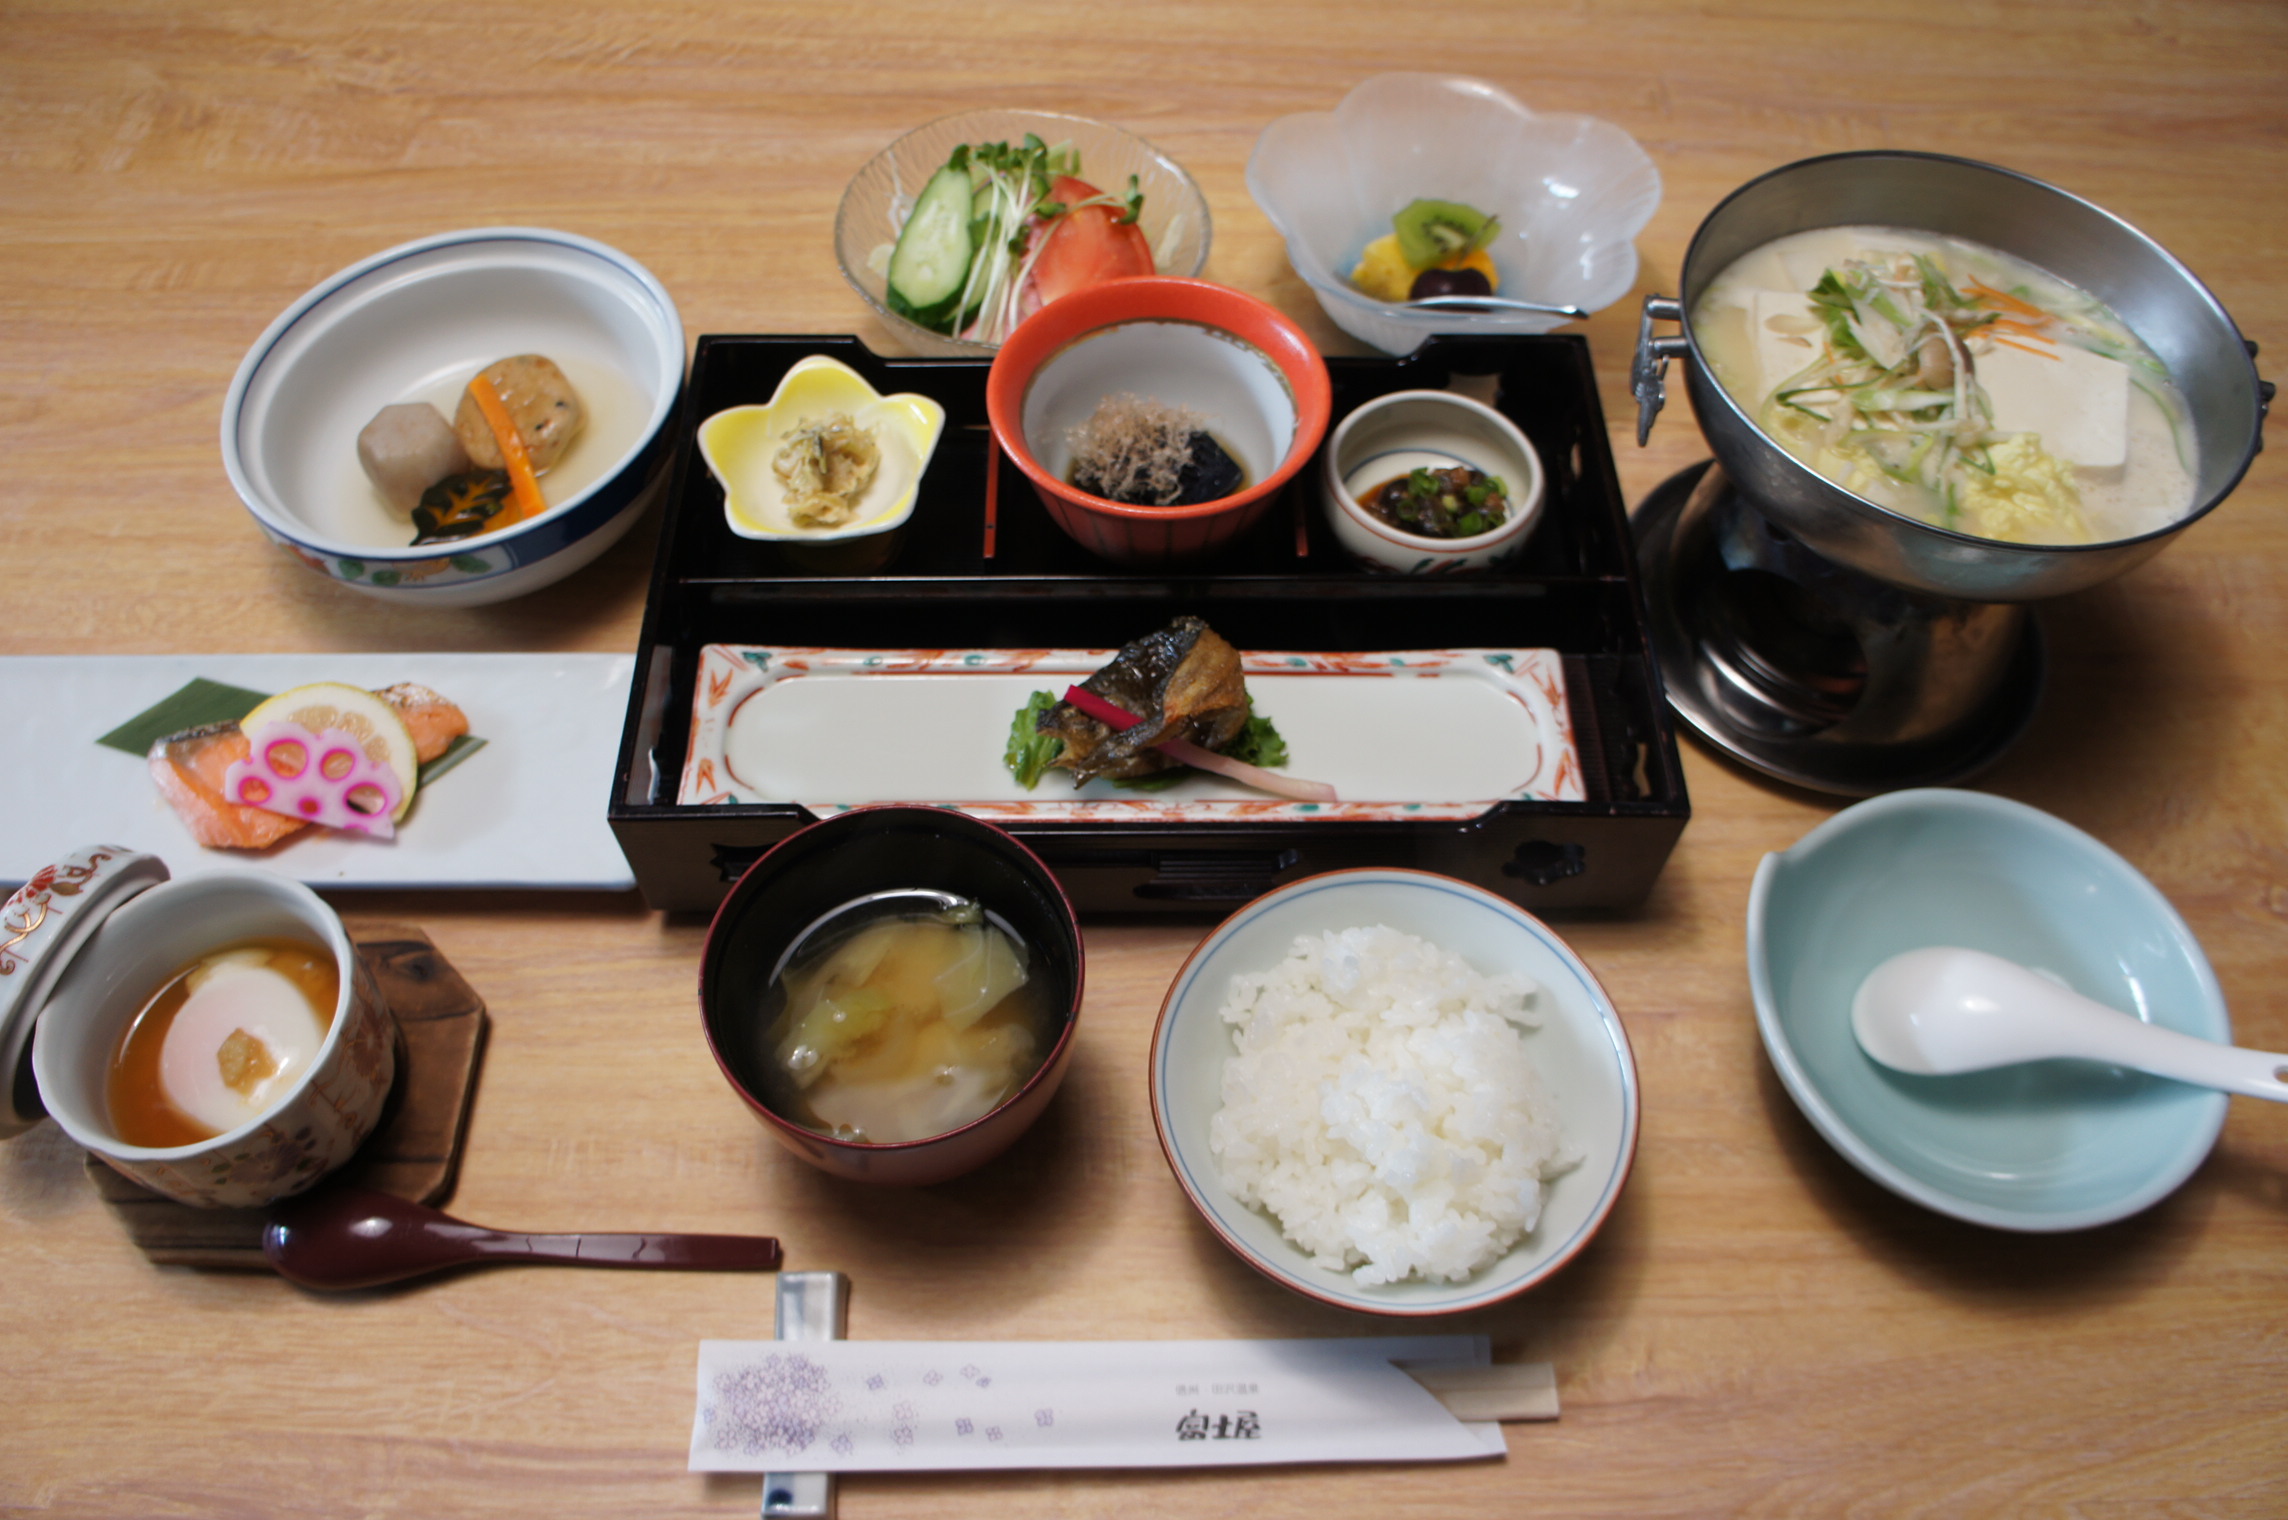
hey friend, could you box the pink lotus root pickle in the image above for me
[224,720,402,837]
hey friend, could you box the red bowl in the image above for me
[985,276,1332,565]
[699,807,1084,1187]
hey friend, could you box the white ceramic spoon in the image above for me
[1851,946,2288,1102]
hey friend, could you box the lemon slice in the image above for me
[238,682,420,820]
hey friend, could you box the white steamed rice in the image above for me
[1207,925,1578,1286]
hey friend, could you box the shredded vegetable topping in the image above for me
[771,414,881,528]
[1742,242,2188,542]
[881,134,1146,345]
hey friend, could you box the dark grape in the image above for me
[1409,266,1494,301]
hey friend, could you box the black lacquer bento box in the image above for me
[608,334,1690,915]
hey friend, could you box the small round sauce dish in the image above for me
[700,807,1083,1187]
[1749,788,2230,1231]
[985,277,1332,566]
[1322,389,1546,573]
[27,863,396,1208]
[698,355,947,574]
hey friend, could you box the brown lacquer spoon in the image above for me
[263,1187,784,1290]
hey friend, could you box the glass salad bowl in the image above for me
[835,108,1212,358]
[1248,73,1660,354]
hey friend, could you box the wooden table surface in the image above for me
[3,3,2283,1514]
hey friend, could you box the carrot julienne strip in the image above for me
[1969,278,2049,319]
[1991,337,2062,359]
[467,374,549,528]
[1060,685,1338,803]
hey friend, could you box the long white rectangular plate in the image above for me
[0,654,636,891]
[681,645,1584,823]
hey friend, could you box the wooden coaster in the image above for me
[86,923,488,1269]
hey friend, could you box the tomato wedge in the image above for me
[1026,174,1155,311]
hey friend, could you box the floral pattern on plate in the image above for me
[680,644,1583,821]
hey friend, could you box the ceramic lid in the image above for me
[0,845,170,1137]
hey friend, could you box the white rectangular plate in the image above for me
[682,645,1583,823]
[0,654,636,890]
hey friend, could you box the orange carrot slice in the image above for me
[467,373,549,528]
[1969,278,2050,320]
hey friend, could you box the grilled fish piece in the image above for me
[1039,616,1250,785]
[148,722,308,851]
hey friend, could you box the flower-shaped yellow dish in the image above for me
[699,356,946,558]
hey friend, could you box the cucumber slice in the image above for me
[887,164,977,330]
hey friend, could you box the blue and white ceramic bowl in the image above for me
[1150,869,1639,1316]
[222,227,684,606]
[1749,789,2231,1231]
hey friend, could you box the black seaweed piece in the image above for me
[411,468,512,546]
[1171,432,1244,505]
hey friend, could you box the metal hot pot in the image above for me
[1631,151,2269,792]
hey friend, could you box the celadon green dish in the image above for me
[1748,789,2229,1232]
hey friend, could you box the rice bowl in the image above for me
[1151,869,1639,1316]
[1209,925,1580,1287]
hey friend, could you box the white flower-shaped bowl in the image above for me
[1248,74,1661,355]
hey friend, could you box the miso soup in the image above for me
[758,894,1054,1144]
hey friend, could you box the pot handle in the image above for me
[2250,339,2274,455]
[1632,295,1692,446]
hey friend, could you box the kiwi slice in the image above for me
[1392,199,1500,267]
